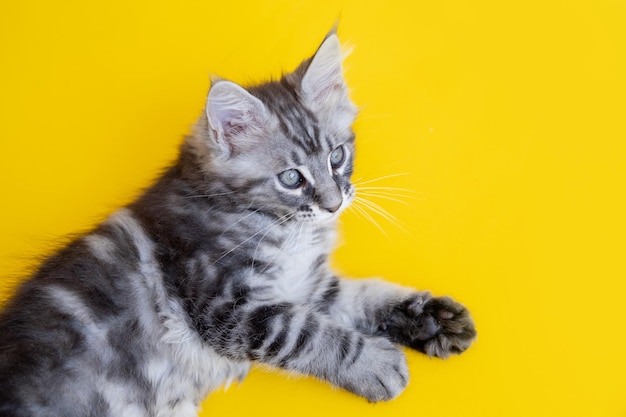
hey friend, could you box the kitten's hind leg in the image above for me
[378,295,476,358]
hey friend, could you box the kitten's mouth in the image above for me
[295,198,352,223]
[295,211,336,223]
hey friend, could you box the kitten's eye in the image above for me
[329,145,346,168]
[278,169,304,189]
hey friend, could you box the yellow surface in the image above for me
[1,1,625,416]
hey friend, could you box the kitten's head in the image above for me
[189,32,358,224]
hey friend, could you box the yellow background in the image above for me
[1,1,625,416]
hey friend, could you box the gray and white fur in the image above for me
[0,32,476,417]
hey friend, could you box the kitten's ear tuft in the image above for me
[206,81,269,158]
[301,33,357,125]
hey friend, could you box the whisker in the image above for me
[348,204,389,238]
[213,212,295,266]
[353,173,410,186]
[355,192,412,206]
[356,186,417,194]
[353,196,409,234]
[256,215,301,274]
[220,208,262,235]
[354,197,400,223]
[183,191,236,199]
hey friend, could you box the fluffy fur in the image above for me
[0,32,476,417]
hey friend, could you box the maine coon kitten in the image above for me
[0,32,476,417]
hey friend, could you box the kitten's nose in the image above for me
[315,178,343,213]
[323,201,342,213]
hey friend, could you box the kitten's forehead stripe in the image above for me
[253,81,321,155]
[322,134,332,151]
[277,104,319,155]
[290,151,302,166]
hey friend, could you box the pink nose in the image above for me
[324,201,342,213]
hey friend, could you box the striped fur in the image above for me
[0,33,476,416]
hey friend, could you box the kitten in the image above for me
[0,32,476,417]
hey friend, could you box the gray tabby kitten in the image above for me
[0,32,476,417]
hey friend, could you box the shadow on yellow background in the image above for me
[1,1,625,416]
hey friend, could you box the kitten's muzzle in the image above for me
[323,201,342,213]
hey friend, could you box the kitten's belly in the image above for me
[141,295,251,416]
[91,316,250,417]
[144,348,250,417]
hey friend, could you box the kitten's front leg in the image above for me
[328,278,477,358]
[203,302,409,402]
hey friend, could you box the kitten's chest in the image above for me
[253,223,334,302]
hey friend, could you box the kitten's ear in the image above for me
[301,33,357,126]
[206,80,269,158]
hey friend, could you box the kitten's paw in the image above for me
[382,295,476,358]
[414,297,476,358]
[338,336,408,402]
